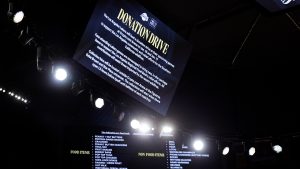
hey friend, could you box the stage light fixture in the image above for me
[130,119,140,129]
[13,11,24,23]
[248,147,255,156]
[272,145,282,154]
[17,26,35,46]
[71,80,86,96]
[218,141,232,156]
[117,111,126,122]
[7,2,25,24]
[95,98,105,109]
[111,105,126,122]
[193,139,204,151]
[222,147,230,155]
[53,67,68,81]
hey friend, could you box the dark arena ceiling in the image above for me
[1,0,300,168]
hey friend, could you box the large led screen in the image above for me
[73,0,192,115]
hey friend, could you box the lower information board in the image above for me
[63,127,212,169]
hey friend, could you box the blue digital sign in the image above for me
[73,0,192,115]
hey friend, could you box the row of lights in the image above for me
[129,118,283,156]
[129,118,205,151]
[242,144,282,156]
[6,1,121,119]
[0,87,29,104]
[3,0,34,105]
[6,1,69,82]
[8,91,28,103]
[1,84,286,156]
[217,143,282,156]
[0,88,6,93]
[5,1,103,107]
[218,143,282,156]
[6,1,70,83]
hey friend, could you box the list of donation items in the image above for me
[90,130,210,169]
[93,132,129,169]
[85,11,174,105]
[166,141,209,169]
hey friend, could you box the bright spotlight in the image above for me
[54,67,68,81]
[193,139,204,151]
[139,123,151,133]
[0,88,2,91]
[248,147,255,156]
[13,11,24,23]
[130,119,140,129]
[222,147,230,155]
[162,126,173,133]
[94,98,104,109]
[272,145,282,154]
[24,99,28,103]
[8,2,24,24]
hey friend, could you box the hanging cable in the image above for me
[232,13,261,65]
[285,12,300,31]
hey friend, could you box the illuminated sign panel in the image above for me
[73,0,192,115]
[63,127,211,169]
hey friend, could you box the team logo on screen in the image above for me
[149,18,158,29]
[140,12,158,29]
[281,0,295,4]
[140,13,149,21]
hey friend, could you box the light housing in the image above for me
[272,145,282,154]
[222,146,230,155]
[13,11,24,23]
[248,147,255,156]
[7,2,25,24]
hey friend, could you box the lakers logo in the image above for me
[281,0,294,5]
